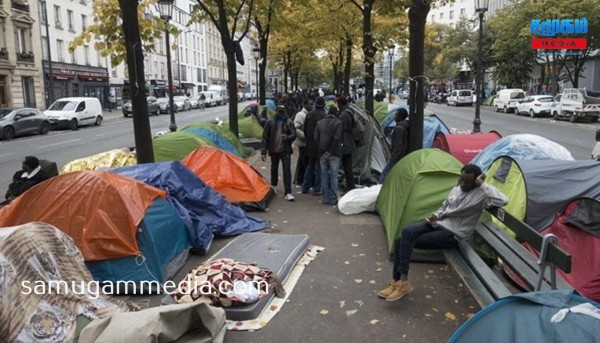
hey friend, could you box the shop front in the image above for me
[43,62,110,109]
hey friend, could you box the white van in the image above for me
[447,90,473,106]
[207,85,228,105]
[493,89,526,113]
[44,97,103,130]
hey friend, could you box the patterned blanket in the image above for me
[173,258,285,307]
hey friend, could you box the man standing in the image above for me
[315,106,342,205]
[337,97,355,192]
[302,97,326,195]
[377,165,508,302]
[380,108,410,183]
[293,98,313,187]
[261,105,297,201]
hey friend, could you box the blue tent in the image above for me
[183,127,240,156]
[86,197,191,286]
[381,109,450,148]
[112,162,271,255]
[449,290,600,342]
[469,134,574,172]
[266,99,277,110]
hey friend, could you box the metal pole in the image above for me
[177,38,181,93]
[255,58,259,101]
[473,11,484,133]
[166,29,176,132]
[43,0,54,107]
[389,50,393,103]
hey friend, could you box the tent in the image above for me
[61,148,137,174]
[0,171,191,286]
[182,146,275,211]
[225,113,264,140]
[112,162,271,255]
[485,157,600,234]
[522,198,600,301]
[182,122,246,157]
[183,127,240,156]
[153,131,214,162]
[376,149,464,253]
[349,104,391,183]
[432,131,502,165]
[0,222,130,342]
[449,290,600,343]
[381,111,450,148]
[470,134,574,172]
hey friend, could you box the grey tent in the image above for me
[486,157,600,233]
[348,104,391,184]
[449,290,600,342]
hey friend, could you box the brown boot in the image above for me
[377,280,400,299]
[386,281,413,302]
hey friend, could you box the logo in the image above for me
[530,18,587,50]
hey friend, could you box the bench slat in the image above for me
[442,248,496,308]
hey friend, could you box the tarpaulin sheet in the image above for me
[60,148,137,174]
[0,171,165,260]
[112,162,271,255]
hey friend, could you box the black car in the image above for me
[0,108,50,140]
[122,96,160,117]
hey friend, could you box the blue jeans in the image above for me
[393,221,458,280]
[320,155,340,204]
[302,157,321,193]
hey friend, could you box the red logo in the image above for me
[531,38,587,49]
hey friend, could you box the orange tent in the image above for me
[182,146,274,211]
[0,171,165,261]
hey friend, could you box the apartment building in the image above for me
[0,0,44,108]
[206,21,226,87]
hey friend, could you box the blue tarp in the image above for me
[86,198,191,285]
[112,162,271,255]
[266,99,276,110]
[183,127,240,156]
[449,289,600,343]
[381,109,450,148]
[469,134,574,172]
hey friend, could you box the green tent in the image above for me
[153,132,214,162]
[182,122,246,157]
[224,115,264,140]
[376,149,463,253]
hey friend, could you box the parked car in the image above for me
[201,91,218,107]
[447,90,473,106]
[122,96,159,117]
[493,89,526,113]
[157,97,171,114]
[551,88,600,123]
[208,85,228,105]
[173,96,192,111]
[0,108,50,140]
[514,95,554,117]
[44,97,103,130]
[244,92,255,101]
[189,95,203,109]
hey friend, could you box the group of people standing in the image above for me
[261,96,357,205]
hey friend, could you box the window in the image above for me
[449,10,454,20]
[81,15,87,31]
[39,1,47,24]
[67,10,74,31]
[97,50,102,67]
[111,66,117,77]
[54,5,62,29]
[15,27,29,53]
[41,37,48,60]
[460,8,465,15]
[84,45,90,65]
[71,50,77,63]
[161,62,165,79]
[21,77,36,107]
[440,12,444,19]
[153,61,157,76]
[431,14,435,21]
[57,39,64,61]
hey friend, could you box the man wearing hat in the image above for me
[261,104,297,201]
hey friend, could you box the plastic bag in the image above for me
[338,185,382,215]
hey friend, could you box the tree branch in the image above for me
[349,0,363,13]
[238,0,255,41]
[194,0,219,29]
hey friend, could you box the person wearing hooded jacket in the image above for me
[315,106,342,205]
[380,108,410,183]
[337,96,356,191]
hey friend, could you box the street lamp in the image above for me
[252,46,260,102]
[157,0,177,132]
[473,0,489,133]
[388,44,395,103]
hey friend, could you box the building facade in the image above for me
[0,0,45,108]
[206,21,226,87]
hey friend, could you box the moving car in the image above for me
[0,108,50,140]
[122,96,159,117]
[44,97,103,130]
[493,89,526,113]
[447,90,473,106]
[173,96,192,111]
[514,95,554,117]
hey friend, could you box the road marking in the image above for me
[37,139,82,148]
[0,152,13,158]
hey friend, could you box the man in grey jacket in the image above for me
[378,164,508,302]
[315,106,342,205]
[293,98,313,186]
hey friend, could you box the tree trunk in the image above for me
[362,0,375,117]
[259,40,267,105]
[225,44,239,137]
[283,67,288,93]
[119,0,153,163]
[344,38,352,96]
[407,0,430,152]
[332,63,339,94]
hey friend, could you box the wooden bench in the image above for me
[443,206,572,308]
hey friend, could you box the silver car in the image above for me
[173,96,192,111]
[0,108,50,140]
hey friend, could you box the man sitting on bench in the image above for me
[378,164,508,302]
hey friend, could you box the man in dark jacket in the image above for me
[380,108,409,183]
[4,156,50,201]
[302,97,326,195]
[337,97,355,191]
[315,106,342,205]
[262,105,297,201]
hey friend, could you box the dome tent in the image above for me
[153,131,214,162]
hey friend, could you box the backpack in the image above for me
[349,107,366,146]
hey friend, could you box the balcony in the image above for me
[16,51,34,63]
[11,0,29,12]
[0,48,8,60]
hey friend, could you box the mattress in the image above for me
[164,233,310,321]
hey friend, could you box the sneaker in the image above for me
[386,281,413,302]
[377,280,400,299]
[313,191,322,196]
[285,193,295,201]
